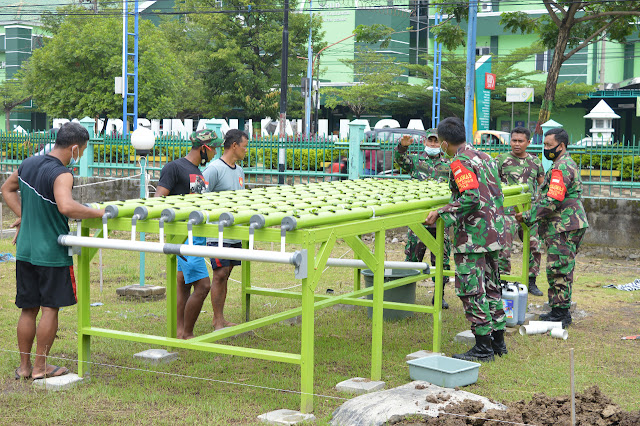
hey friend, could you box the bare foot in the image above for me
[213,320,237,331]
[181,334,195,340]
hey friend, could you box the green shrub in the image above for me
[247,148,347,171]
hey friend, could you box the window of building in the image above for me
[476,46,490,56]
[479,1,492,12]
[536,50,552,72]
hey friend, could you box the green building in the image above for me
[304,0,640,140]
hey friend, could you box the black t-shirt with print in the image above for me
[157,157,207,196]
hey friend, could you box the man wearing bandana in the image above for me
[426,117,507,362]
[516,128,588,329]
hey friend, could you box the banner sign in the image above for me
[506,88,534,103]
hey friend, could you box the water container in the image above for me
[501,283,519,327]
[362,269,420,320]
[516,283,528,325]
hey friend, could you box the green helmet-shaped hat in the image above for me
[190,130,223,148]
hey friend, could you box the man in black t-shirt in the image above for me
[155,130,222,339]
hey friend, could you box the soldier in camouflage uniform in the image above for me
[395,129,452,308]
[517,128,589,328]
[495,127,545,296]
[426,117,506,362]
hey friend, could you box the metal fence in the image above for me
[1,130,639,200]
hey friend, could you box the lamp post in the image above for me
[130,127,155,286]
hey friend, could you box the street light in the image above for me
[130,126,155,286]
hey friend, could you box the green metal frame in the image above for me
[74,185,531,413]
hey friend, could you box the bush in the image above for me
[246,148,348,171]
[569,153,640,181]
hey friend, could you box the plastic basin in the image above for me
[406,355,480,388]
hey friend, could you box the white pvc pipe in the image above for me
[550,328,568,340]
[519,323,548,335]
[58,235,302,266]
[528,320,563,331]
[325,258,430,271]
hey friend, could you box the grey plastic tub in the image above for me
[406,355,480,388]
[362,268,420,320]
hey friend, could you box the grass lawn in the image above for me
[0,230,639,425]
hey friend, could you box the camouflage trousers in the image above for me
[499,215,542,278]
[545,228,586,309]
[405,226,451,285]
[453,251,505,336]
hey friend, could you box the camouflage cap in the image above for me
[190,130,222,148]
[426,128,438,139]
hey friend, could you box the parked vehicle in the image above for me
[473,130,510,145]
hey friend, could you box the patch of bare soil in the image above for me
[395,385,640,425]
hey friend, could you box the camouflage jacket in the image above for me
[495,151,543,214]
[437,144,506,254]
[495,152,543,197]
[522,152,589,237]
[394,144,450,182]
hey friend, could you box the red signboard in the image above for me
[485,73,496,90]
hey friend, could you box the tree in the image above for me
[21,5,190,125]
[323,49,406,117]
[0,79,31,131]
[396,44,593,126]
[432,1,640,133]
[177,0,325,118]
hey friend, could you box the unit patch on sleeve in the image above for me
[450,160,479,192]
[547,169,566,201]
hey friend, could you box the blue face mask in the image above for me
[424,146,441,156]
[68,145,79,167]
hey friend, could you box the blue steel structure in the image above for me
[431,10,442,128]
[123,0,140,135]
[123,0,145,286]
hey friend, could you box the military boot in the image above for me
[491,330,508,356]
[540,307,572,328]
[528,277,544,296]
[431,279,449,309]
[453,334,494,362]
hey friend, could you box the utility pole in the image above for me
[599,37,606,90]
[463,0,478,142]
[278,0,289,185]
[304,0,313,138]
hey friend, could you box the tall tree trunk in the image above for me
[5,108,10,132]
[535,19,573,135]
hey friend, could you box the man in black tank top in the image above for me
[2,122,104,380]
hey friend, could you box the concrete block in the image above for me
[133,349,178,364]
[116,285,166,302]
[258,409,316,425]
[336,377,385,395]
[333,303,361,311]
[454,330,475,344]
[281,315,302,325]
[523,313,536,324]
[32,373,83,391]
[405,350,444,361]
[504,326,519,336]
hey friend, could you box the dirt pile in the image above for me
[397,385,640,425]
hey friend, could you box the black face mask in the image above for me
[543,144,562,161]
